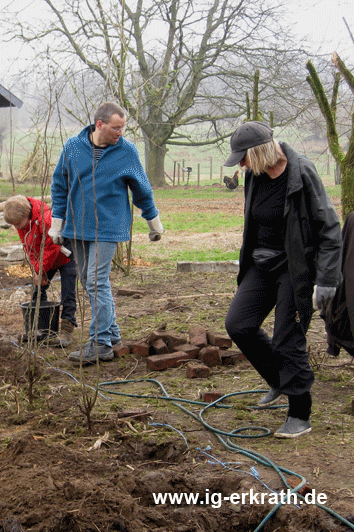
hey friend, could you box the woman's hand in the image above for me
[34,272,48,286]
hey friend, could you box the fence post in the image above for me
[178,163,181,186]
[197,163,200,186]
[173,161,176,186]
[182,159,185,182]
[210,157,213,180]
[220,166,223,184]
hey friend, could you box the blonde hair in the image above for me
[247,140,287,176]
[3,195,31,225]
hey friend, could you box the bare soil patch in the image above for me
[0,187,353,532]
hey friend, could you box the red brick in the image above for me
[147,330,167,344]
[123,340,135,352]
[189,326,208,347]
[132,341,150,357]
[219,349,242,365]
[166,336,189,351]
[207,331,232,349]
[186,364,210,379]
[172,343,200,358]
[147,330,187,350]
[113,344,130,358]
[198,346,221,367]
[287,477,312,496]
[146,351,191,371]
[150,339,169,355]
[199,390,224,403]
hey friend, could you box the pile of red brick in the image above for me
[113,326,246,378]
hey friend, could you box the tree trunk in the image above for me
[252,70,260,121]
[334,162,341,185]
[341,159,354,218]
[306,58,354,219]
[146,141,167,188]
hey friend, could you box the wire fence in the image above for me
[164,158,242,187]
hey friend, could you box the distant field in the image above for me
[0,178,342,260]
[0,123,338,187]
[0,124,341,263]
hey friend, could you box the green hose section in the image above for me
[99,377,231,408]
[98,378,354,532]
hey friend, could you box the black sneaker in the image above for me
[68,341,114,365]
[274,416,312,438]
[258,387,282,408]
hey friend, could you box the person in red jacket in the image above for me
[3,195,77,346]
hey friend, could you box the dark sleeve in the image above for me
[301,161,342,287]
[342,213,354,334]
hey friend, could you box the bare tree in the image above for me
[306,53,354,218]
[4,0,310,186]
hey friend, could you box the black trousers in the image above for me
[32,239,77,326]
[225,264,314,401]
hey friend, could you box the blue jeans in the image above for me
[71,239,121,346]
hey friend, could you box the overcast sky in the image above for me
[290,0,353,56]
[1,0,353,88]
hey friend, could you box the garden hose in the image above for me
[99,378,354,532]
[13,347,353,532]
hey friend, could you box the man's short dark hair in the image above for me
[94,102,125,125]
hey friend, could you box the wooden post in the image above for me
[182,159,185,182]
[178,163,181,186]
[220,166,223,184]
[210,157,213,180]
[197,163,200,186]
[173,161,176,186]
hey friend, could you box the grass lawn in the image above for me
[0,178,342,262]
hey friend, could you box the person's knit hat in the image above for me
[224,121,273,167]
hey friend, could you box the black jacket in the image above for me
[321,212,354,357]
[238,142,342,325]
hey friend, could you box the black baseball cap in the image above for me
[224,121,273,167]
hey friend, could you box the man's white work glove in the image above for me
[147,215,164,241]
[48,218,65,245]
[313,285,336,310]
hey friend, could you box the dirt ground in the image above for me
[0,187,353,532]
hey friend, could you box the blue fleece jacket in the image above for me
[51,126,159,242]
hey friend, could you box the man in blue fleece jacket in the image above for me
[49,102,163,364]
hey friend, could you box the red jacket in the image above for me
[17,198,70,274]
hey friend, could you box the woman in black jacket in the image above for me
[224,121,342,438]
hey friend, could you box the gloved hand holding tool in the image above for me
[147,214,164,241]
